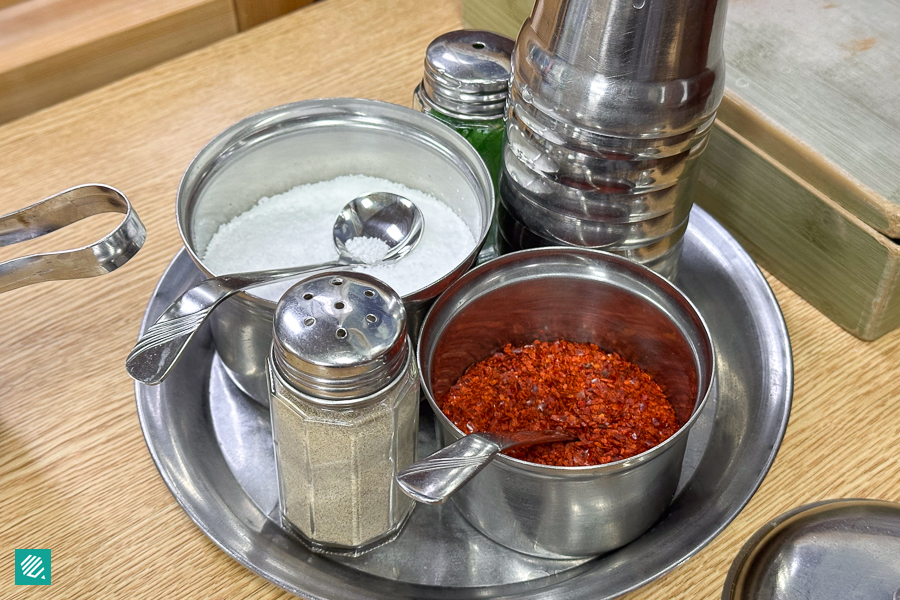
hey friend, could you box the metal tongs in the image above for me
[0,184,145,294]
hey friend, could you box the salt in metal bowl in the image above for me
[175,98,494,404]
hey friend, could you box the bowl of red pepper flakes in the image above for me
[417,248,715,559]
[439,338,681,467]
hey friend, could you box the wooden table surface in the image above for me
[1,0,898,598]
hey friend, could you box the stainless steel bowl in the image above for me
[417,248,715,559]
[176,99,494,404]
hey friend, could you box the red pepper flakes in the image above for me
[439,339,680,467]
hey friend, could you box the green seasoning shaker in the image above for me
[413,30,514,263]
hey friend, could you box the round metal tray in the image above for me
[135,206,793,599]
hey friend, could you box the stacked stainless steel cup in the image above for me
[499,0,727,278]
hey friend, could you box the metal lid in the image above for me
[272,272,408,399]
[723,499,900,600]
[419,30,514,120]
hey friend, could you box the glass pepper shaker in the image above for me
[267,272,419,556]
[413,29,514,263]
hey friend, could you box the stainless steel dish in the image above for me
[125,192,424,386]
[175,98,494,404]
[417,247,715,558]
[723,499,900,600]
[134,206,793,598]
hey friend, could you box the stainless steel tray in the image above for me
[135,206,793,599]
[722,499,900,600]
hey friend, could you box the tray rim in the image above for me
[135,206,793,599]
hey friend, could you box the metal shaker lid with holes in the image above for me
[419,30,514,120]
[271,272,409,400]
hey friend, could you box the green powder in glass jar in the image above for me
[413,29,514,263]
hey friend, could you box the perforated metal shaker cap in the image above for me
[272,272,409,400]
[419,29,514,119]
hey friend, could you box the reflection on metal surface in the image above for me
[499,0,726,274]
[396,430,576,506]
[135,206,793,599]
[211,354,589,584]
[724,499,900,600]
[0,184,145,294]
[175,99,494,404]
[416,247,716,558]
[125,192,423,387]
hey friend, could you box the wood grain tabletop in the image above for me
[0,0,898,598]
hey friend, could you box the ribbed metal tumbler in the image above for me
[499,0,727,278]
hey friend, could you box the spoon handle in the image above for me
[125,260,344,385]
[396,434,501,505]
[396,430,573,505]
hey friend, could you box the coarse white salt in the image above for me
[344,235,390,264]
[201,175,477,300]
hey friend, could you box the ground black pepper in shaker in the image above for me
[267,272,419,556]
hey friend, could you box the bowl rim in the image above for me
[417,246,716,474]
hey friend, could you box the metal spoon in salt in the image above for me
[396,429,575,505]
[126,192,424,386]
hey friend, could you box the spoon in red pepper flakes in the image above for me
[438,339,681,467]
[396,429,574,504]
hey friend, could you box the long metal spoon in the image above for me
[396,430,575,505]
[126,191,424,385]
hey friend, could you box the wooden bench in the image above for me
[0,0,314,125]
